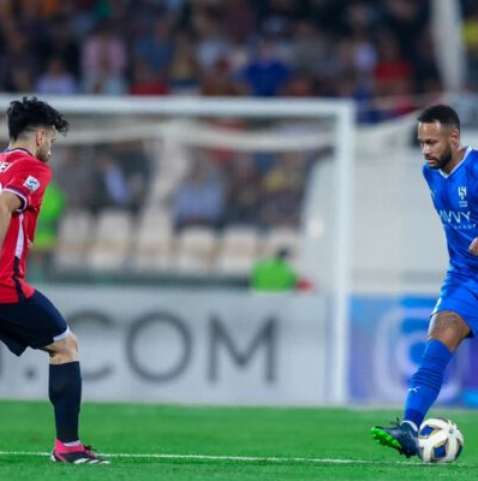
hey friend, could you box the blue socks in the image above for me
[49,362,82,442]
[404,339,452,429]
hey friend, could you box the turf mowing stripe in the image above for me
[0,450,425,465]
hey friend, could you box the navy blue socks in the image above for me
[49,362,82,443]
[404,339,452,429]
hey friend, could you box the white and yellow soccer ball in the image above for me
[418,417,464,463]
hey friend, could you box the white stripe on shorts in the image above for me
[53,327,70,342]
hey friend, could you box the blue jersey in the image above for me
[423,147,478,275]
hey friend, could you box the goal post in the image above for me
[0,95,355,404]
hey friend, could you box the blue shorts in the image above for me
[0,290,69,356]
[433,271,478,336]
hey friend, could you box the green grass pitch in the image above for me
[0,401,476,481]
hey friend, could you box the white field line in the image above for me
[0,451,441,466]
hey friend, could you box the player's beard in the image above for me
[431,145,453,170]
[36,144,50,163]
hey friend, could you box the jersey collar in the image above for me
[4,147,34,156]
[438,146,472,179]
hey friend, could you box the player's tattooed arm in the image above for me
[0,191,21,247]
[468,237,478,256]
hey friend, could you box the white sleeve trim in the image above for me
[14,213,24,258]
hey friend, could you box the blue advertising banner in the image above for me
[349,295,478,406]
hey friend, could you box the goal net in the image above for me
[0,95,354,403]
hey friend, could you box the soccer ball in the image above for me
[418,417,464,463]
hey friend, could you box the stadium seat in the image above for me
[133,210,175,271]
[174,226,218,274]
[54,209,94,270]
[215,226,260,275]
[86,210,133,270]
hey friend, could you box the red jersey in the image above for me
[0,148,51,302]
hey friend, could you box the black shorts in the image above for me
[0,290,69,356]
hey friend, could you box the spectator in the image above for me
[81,22,127,94]
[250,247,298,292]
[259,152,306,228]
[172,155,225,231]
[55,147,96,212]
[43,16,81,81]
[194,7,231,71]
[237,38,290,96]
[168,32,200,93]
[373,31,415,116]
[15,1,51,68]
[283,70,317,97]
[225,154,262,225]
[129,59,170,95]
[291,21,328,76]
[4,63,34,92]
[1,25,37,91]
[111,141,152,214]
[133,17,174,74]
[36,57,77,95]
[91,150,131,213]
[200,58,241,96]
[222,0,257,43]
[381,0,429,63]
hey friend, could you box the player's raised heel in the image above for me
[370,420,418,458]
[51,443,110,464]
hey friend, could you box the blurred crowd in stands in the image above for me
[31,141,312,280]
[171,149,309,231]
[0,0,463,123]
[51,142,311,231]
[3,0,478,279]
[53,143,151,215]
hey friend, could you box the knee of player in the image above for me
[64,332,79,356]
[428,311,469,350]
[49,332,79,362]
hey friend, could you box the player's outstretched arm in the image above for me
[0,191,21,247]
[468,237,478,256]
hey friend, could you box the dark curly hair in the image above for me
[7,96,69,140]
[417,104,460,132]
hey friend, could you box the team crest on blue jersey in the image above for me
[458,186,468,208]
[23,175,40,192]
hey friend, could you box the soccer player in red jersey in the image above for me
[0,97,108,464]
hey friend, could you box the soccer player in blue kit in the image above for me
[371,105,477,457]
